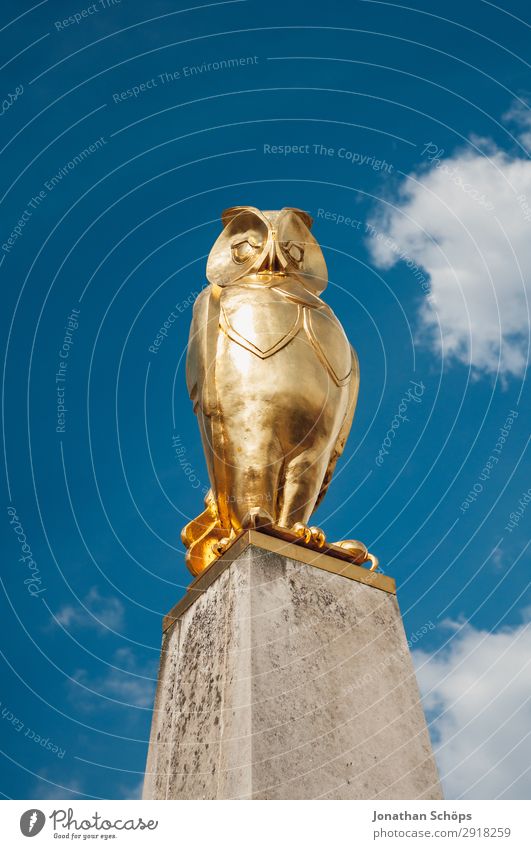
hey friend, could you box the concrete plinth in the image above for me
[143,531,442,800]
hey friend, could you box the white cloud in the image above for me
[414,615,531,799]
[70,647,157,711]
[32,769,86,799]
[55,587,125,633]
[367,108,531,378]
[503,100,531,151]
[118,778,144,799]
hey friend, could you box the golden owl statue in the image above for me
[181,206,375,575]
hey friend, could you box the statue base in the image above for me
[142,530,442,799]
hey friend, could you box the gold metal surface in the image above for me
[165,529,395,632]
[182,206,379,575]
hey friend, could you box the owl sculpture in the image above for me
[182,205,367,576]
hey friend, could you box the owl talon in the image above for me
[309,526,326,548]
[213,536,233,556]
[292,522,312,544]
[366,553,379,572]
[335,539,380,570]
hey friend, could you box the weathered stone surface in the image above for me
[143,544,442,799]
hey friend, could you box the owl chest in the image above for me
[218,286,352,387]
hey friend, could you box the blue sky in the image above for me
[1,0,530,800]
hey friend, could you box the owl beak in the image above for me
[256,236,285,276]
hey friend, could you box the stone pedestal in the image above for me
[143,531,442,800]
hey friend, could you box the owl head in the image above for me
[206,206,328,295]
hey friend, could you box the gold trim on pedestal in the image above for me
[164,529,395,632]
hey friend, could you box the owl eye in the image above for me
[285,241,305,264]
[231,239,260,264]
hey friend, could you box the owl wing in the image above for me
[185,286,212,413]
[313,346,360,511]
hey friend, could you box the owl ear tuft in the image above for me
[222,206,313,230]
[282,208,313,230]
[221,206,261,228]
